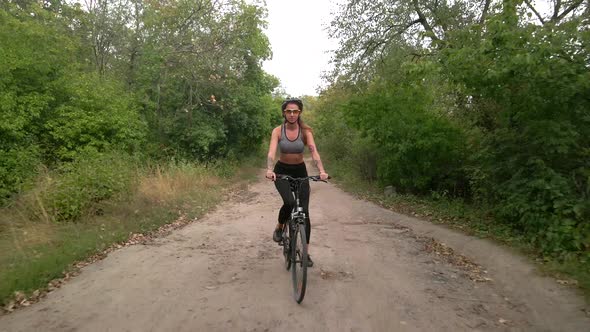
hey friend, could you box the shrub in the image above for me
[29,151,137,222]
[0,145,40,202]
[344,78,469,194]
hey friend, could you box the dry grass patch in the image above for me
[138,164,222,204]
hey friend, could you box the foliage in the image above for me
[0,3,148,201]
[29,151,138,223]
[318,59,469,195]
[0,4,74,199]
[321,0,590,261]
[0,146,40,200]
[43,73,147,161]
[0,0,277,202]
[126,0,277,160]
[441,13,590,257]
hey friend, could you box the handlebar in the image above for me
[275,174,331,183]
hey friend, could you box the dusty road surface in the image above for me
[1,169,589,332]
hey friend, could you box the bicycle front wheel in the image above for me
[291,221,308,303]
[283,226,291,271]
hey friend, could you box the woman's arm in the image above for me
[306,131,328,179]
[266,127,280,180]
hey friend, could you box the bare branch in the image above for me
[553,0,561,20]
[412,0,440,41]
[382,18,423,38]
[358,19,422,61]
[555,0,584,21]
[402,18,423,32]
[479,0,491,25]
[523,0,546,24]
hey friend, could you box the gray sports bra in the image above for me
[278,124,305,154]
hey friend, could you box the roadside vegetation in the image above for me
[313,0,589,298]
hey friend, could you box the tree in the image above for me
[323,0,590,257]
[328,0,589,82]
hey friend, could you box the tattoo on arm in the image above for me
[267,157,274,171]
[313,158,324,173]
[310,145,325,172]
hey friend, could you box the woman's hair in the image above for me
[281,98,303,112]
[298,118,313,145]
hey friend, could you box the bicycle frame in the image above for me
[288,180,307,224]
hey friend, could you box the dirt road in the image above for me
[1,170,588,331]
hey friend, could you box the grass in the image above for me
[326,158,590,301]
[0,156,261,307]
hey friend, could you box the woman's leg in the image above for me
[273,179,294,240]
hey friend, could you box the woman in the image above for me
[265,98,329,267]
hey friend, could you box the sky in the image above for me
[261,0,342,97]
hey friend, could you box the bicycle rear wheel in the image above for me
[291,221,308,303]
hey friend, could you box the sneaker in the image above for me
[273,227,283,242]
[307,255,314,267]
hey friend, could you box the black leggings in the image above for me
[273,161,311,243]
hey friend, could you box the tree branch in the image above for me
[177,3,206,33]
[384,18,423,37]
[553,0,561,20]
[523,0,546,24]
[555,0,584,21]
[359,18,422,60]
[403,18,423,32]
[479,0,491,25]
[412,0,440,41]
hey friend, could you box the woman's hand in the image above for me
[266,170,276,181]
[320,172,329,181]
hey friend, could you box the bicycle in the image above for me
[275,174,329,304]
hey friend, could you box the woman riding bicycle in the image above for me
[265,98,329,267]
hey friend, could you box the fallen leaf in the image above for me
[558,278,577,286]
[14,291,25,302]
[4,301,15,312]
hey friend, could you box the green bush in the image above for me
[442,14,590,257]
[33,151,138,222]
[0,6,73,201]
[0,146,40,202]
[343,78,469,194]
[0,7,147,201]
[164,111,227,160]
[43,73,147,161]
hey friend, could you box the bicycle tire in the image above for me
[283,226,291,271]
[291,221,308,303]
